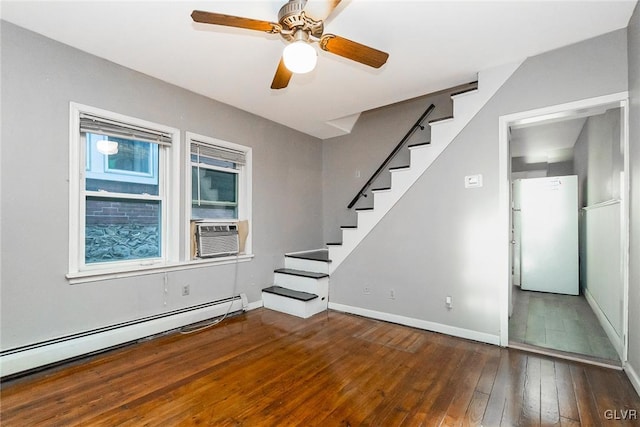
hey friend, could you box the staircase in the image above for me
[262,249,331,318]
[262,61,523,317]
[327,61,522,274]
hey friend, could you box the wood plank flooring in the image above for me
[1,309,639,426]
[509,286,620,363]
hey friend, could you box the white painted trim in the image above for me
[245,299,263,311]
[508,342,622,370]
[66,254,254,284]
[624,362,640,397]
[68,102,181,276]
[1,297,246,377]
[621,98,631,365]
[584,288,624,359]
[328,303,500,346]
[498,91,630,351]
[498,112,511,346]
[500,92,628,126]
[183,131,253,262]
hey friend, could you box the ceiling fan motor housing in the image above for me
[278,0,324,41]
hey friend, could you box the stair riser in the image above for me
[355,210,378,232]
[452,90,479,118]
[430,120,458,143]
[340,228,360,247]
[262,292,327,319]
[391,169,421,189]
[274,274,329,296]
[409,146,440,169]
[284,257,330,274]
[373,191,396,211]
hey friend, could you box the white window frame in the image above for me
[68,103,181,278]
[185,132,252,261]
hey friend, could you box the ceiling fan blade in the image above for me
[303,0,342,21]
[320,34,389,69]
[271,57,293,90]
[191,10,278,33]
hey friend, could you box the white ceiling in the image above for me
[1,0,637,139]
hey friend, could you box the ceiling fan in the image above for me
[191,0,389,89]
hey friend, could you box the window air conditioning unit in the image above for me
[195,222,239,258]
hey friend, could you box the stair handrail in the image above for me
[347,103,436,209]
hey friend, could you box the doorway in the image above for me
[498,93,630,366]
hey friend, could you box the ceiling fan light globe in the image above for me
[282,41,317,74]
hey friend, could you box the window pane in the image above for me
[85,197,161,263]
[85,134,159,196]
[191,166,238,220]
[107,138,151,174]
[192,167,237,204]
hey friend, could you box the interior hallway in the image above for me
[509,286,620,364]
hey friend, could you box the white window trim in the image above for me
[185,132,253,261]
[68,103,181,278]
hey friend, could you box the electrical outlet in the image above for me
[389,289,396,299]
[446,295,453,309]
[363,287,371,295]
[182,285,190,296]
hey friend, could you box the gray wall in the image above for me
[0,22,323,350]
[326,30,628,338]
[573,109,623,207]
[627,2,640,386]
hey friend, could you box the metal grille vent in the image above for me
[196,223,239,257]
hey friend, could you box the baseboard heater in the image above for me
[0,294,247,379]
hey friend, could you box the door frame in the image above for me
[498,92,630,363]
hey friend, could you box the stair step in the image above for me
[341,225,357,229]
[408,141,430,149]
[262,285,318,302]
[285,250,331,263]
[450,82,478,98]
[326,242,342,246]
[371,187,391,192]
[389,165,410,171]
[274,268,329,279]
[355,207,373,212]
[429,116,454,125]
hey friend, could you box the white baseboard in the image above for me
[245,299,263,311]
[625,362,640,398]
[328,302,500,346]
[584,288,624,360]
[1,295,250,377]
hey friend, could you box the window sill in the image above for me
[66,254,254,284]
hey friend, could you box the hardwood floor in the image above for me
[2,309,639,426]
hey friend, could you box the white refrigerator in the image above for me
[513,176,579,295]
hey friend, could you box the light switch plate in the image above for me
[465,174,483,188]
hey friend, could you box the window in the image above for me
[69,104,180,275]
[186,132,252,257]
[191,142,245,220]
